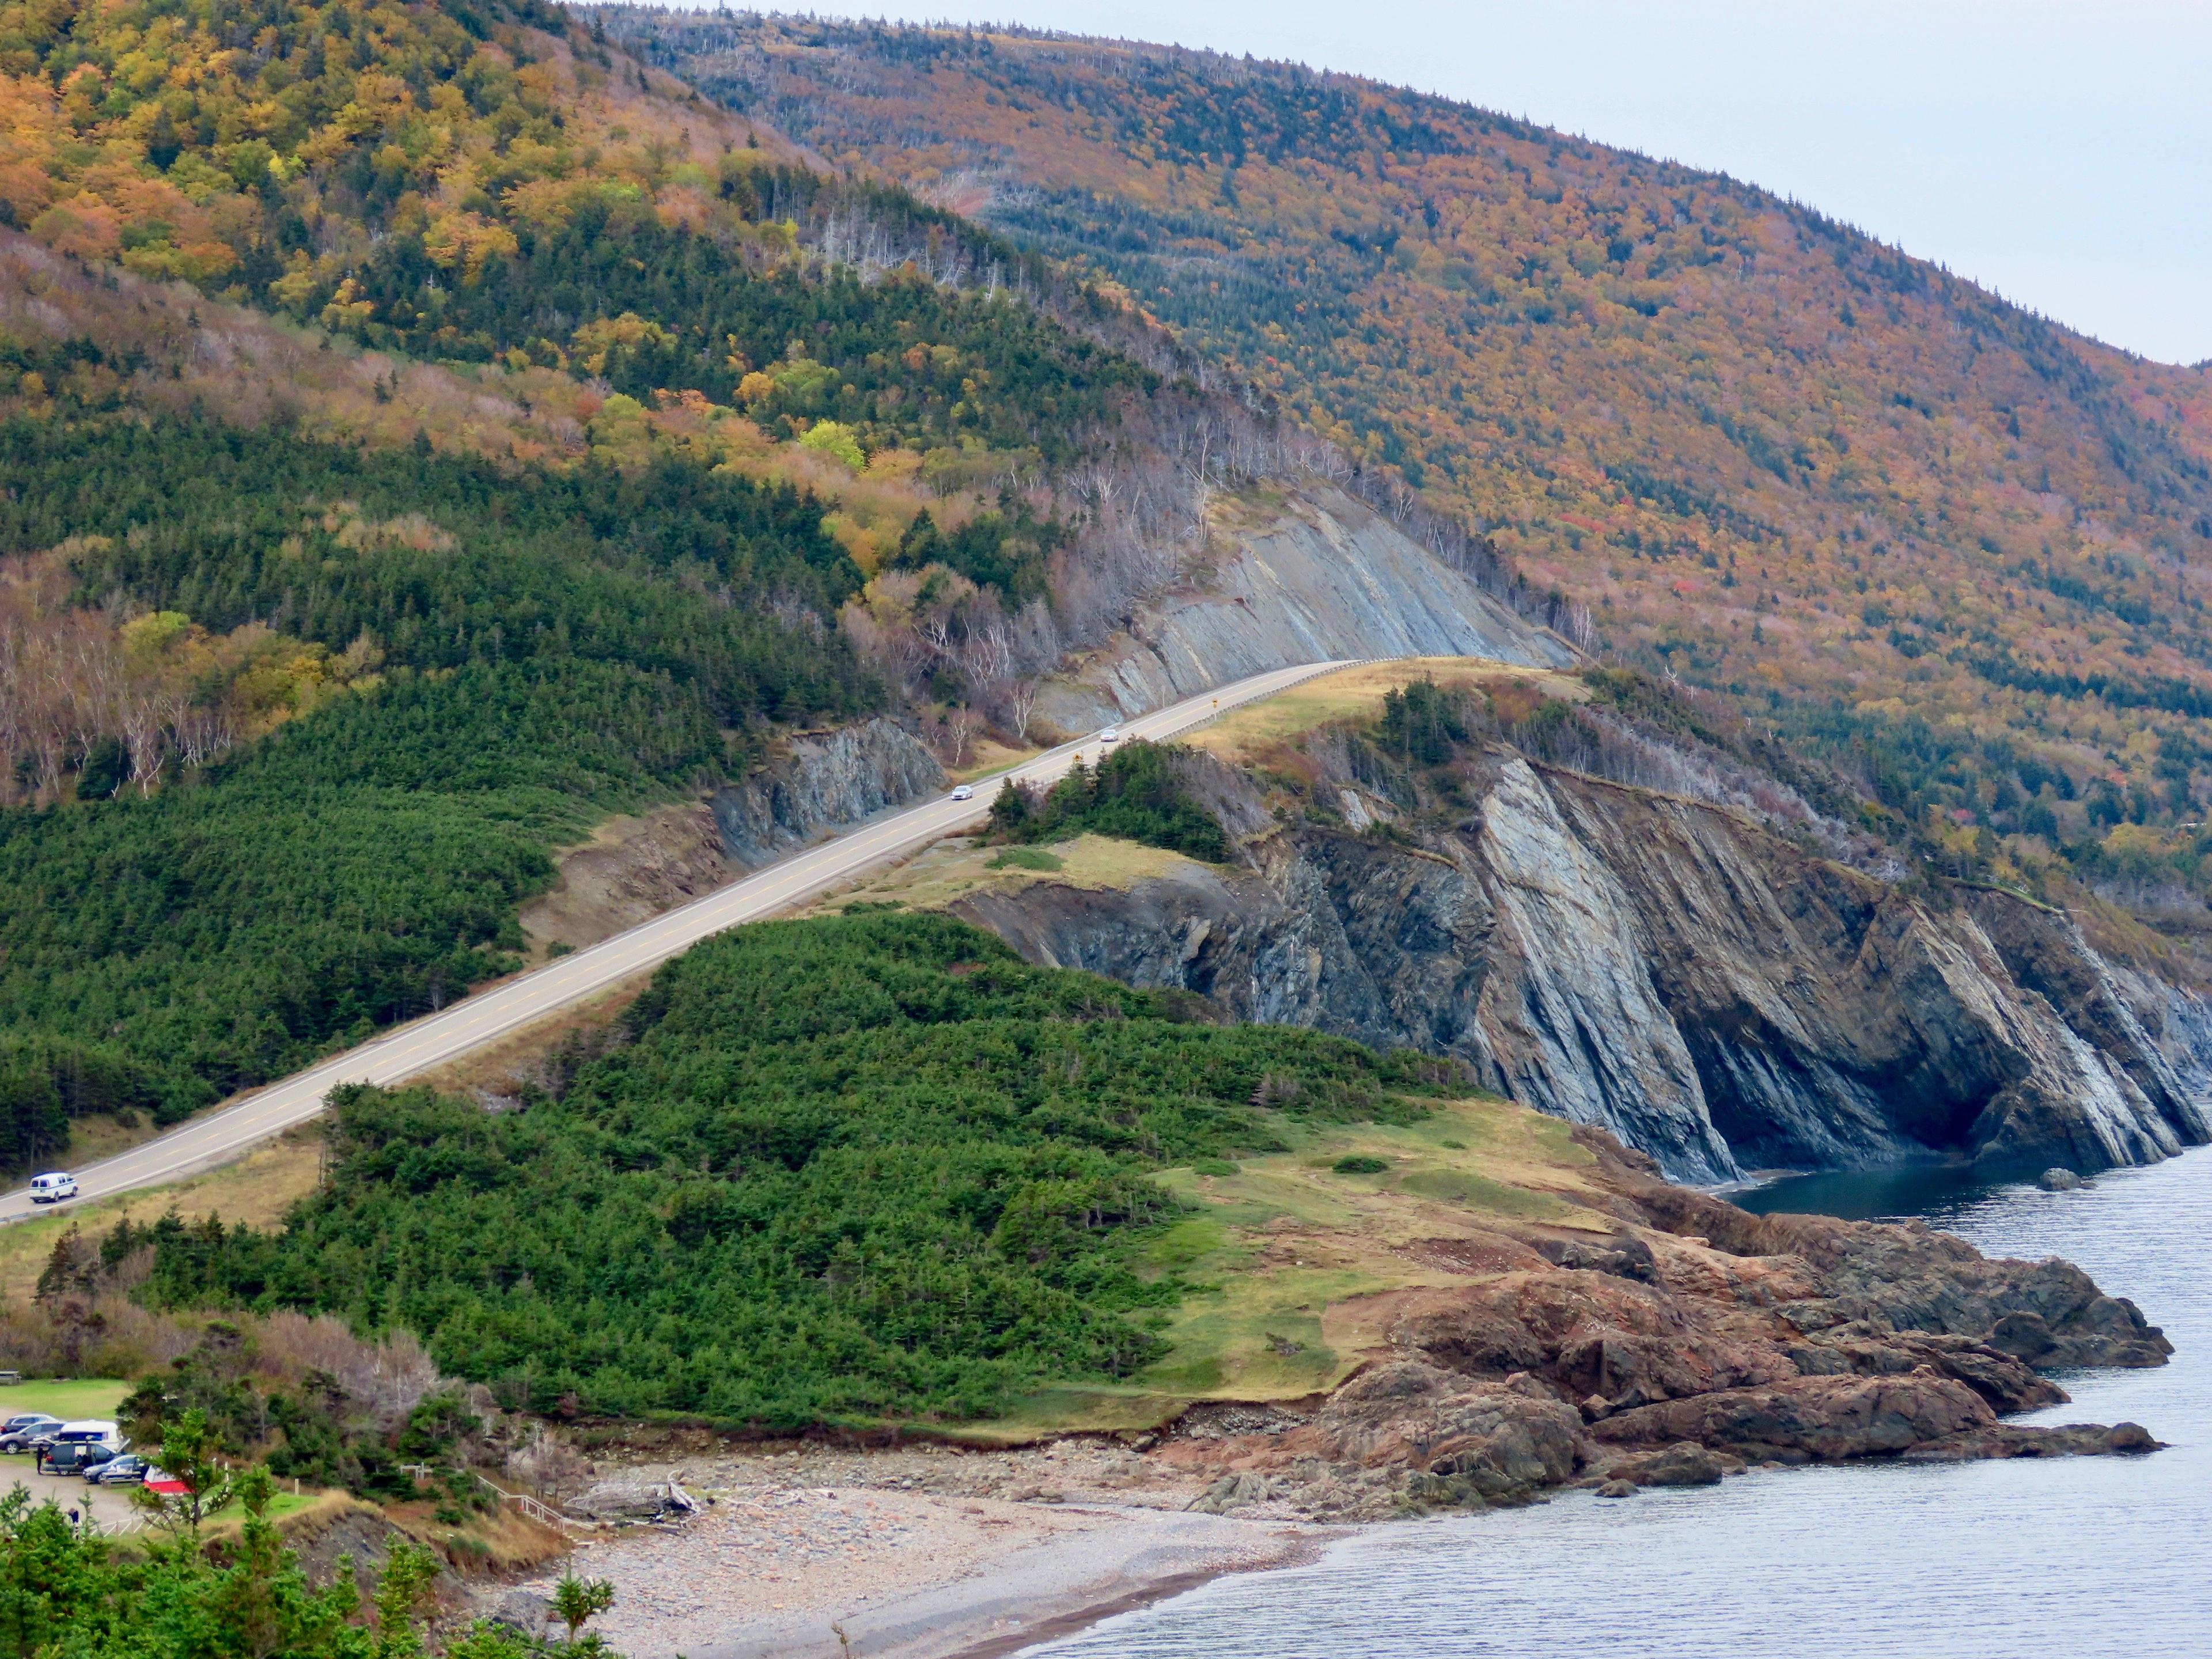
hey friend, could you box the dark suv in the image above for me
[38,1442,117,1477]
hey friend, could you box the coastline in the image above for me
[479,1441,1328,1659]
[931,1558,1306,1659]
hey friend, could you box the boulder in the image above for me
[1611,1441,1737,1488]
[569,1480,687,1522]
[1592,1371,1996,1461]
[488,1592,552,1637]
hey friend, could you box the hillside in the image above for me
[0,0,1575,1176]
[607,12,2212,915]
[129,911,1463,1422]
[0,0,1175,1165]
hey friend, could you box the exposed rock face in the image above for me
[1035,485,1575,733]
[1152,1130,2168,1521]
[710,718,944,870]
[953,757,2212,1179]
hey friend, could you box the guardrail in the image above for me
[474,1472,579,1528]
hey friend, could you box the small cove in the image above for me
[1025,1148,2212,1658]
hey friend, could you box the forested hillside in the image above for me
[0,412,875,1150]
[127,912,1453,1423]
[608,12,2212,915]
[0,0,1236,1168]
[12,0,2212,1185]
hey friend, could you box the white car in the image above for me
[1099,728,1121,744]
[949,785,974,801]
[29,1172,77,1204]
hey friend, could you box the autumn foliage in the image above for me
[619,13,2212,879]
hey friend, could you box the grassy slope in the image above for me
[0,1128,325,1304]
[815,830,1196,916]
[1180,656,1582,767]
[981,1094,1612,1438]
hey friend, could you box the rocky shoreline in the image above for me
[1154,1128,2166,1520]
[484,1132,2170,1656]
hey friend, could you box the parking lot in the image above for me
[0,1455,146,1532]
[0,1382,139,1533]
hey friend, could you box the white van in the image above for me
[53,1421,121,1449]
[28,1173,77,1204]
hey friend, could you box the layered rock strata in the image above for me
[1035,485,1576,734]
[710,718,944,869]
[956,756,2212,1179]
[1160,1130,2168,1521]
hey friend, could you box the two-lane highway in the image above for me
[0,660,1357,1223]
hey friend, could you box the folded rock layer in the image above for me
[957,756,2212,1179]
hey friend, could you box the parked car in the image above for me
[28,1172,77,1203]
[0,1415,62,1452]
[39,1421,123,1473]
[949,784,974,801]
[37,1441,116,1477]
[85,1454,150,1486]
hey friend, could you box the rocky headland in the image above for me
[505,1122,2172,1658]
[1153,1126,2167,1521]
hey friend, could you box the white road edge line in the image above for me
[0,659,1366,1222]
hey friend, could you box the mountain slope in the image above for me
[0,0,1556,1173]
[0,0,1110,1157]
[611,12,2212,907]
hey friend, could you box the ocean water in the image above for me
[1028,1150,2212,1658]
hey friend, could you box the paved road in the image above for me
[0,660,1357,1222]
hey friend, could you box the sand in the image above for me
[486,1442,1325,1659]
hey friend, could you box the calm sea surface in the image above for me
[1028,1151,2212,1658]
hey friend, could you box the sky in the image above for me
[702,1,2211,366]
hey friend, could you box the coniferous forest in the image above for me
[3,0,2212,1558]
[119,914,1450,1423]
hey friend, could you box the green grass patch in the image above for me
[1398,1167,1569,1219]
[199,1488,328,1527]
[0,1379,130,1422]
[1135,1268,1361,1396]
[987,847,1064,872]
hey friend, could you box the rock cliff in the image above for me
[953,756,2212,1180]
[1036,484,1577,733]
[710,718,945,870]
